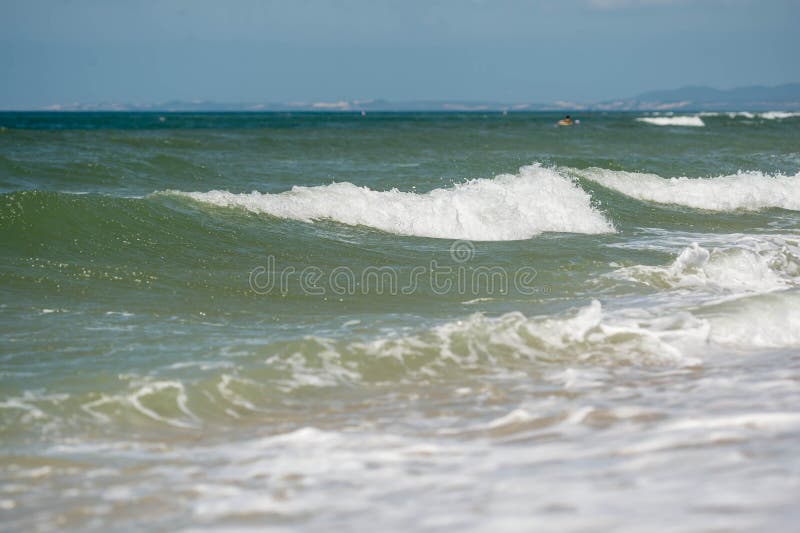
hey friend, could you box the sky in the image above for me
[1,0,799,108]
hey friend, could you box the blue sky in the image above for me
[1,0,798,107]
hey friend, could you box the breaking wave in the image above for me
[699,111,800,120]
[636,116,705,127]
[162,164,615,241]
[610,236,800,294]
[574,167,800,211]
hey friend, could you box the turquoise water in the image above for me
[1,111,800,531]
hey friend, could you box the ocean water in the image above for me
[1,111,799,531]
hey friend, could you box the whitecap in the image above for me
[575,167,800,211]
[611,238,800,294]
[161,164,615,241]
[636,116,705,127]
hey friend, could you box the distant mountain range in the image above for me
[592,83,800,111]
[17,83,800,112]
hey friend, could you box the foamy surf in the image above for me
[228,294,800,392]
[575,167,800,211]
[8,109,800,533]
[636,116,705,127]
[163,164,615,240]
[7,291,800,432]
[760,111,800,120]
[703,290,800,348]
[610,237,800,294]
[699,111,800,120]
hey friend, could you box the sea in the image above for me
[1,110,799,531]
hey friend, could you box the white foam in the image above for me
[705,291,800,348]
[164,164,615,241]
[127,381,200,429]
[231,286,800,393]
[427,290,800,367]
[576,167,800,211]
[613,239,800,294]
[758,111,800,120]
[258,242,797,385]
[208,300,707,396]
[698,111,756,119]
[696,111,799,120]
[486,408,534,428]
[636,116,705,127]
[79,380,203,429]
[295,300,709,385]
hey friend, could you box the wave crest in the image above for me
[611,238,800,293]
[575,167,800,211]
[699,111,800,120]
[636,116,705,127]
[192,292,800,393]
[162,165,615,241]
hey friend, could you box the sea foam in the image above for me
[705,291,800,348]
[699,111,800,120]
[423,291,800,366]
[575,168,800,211]
[166,165,615,241]
[611,237,800,294]
[261,292,800,391]
[759,111,800,120]
[636,116,705,127]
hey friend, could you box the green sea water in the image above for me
[1,111,800,531]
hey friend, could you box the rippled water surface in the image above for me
[1,111,799,531]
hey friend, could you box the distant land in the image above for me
[594,83,800,112]
[8,83,800,112]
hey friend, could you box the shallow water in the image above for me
[1,111,799,531]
